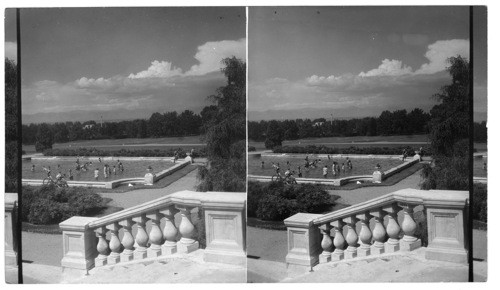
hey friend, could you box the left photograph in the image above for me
[10,7,246,283]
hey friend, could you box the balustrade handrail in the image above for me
[313,188,468,225]
[87,190,246,229]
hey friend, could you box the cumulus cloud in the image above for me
[186,38,246,76]
[359,59,413,77]
[5,41,16,61]
[414,39,469,74]
[128,61,183,79]
[127,38,246,79]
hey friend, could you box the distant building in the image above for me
[313,121,324,127]
[83,124,95,130]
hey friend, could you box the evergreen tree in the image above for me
[197,57,246,192]
[421,56,470,190]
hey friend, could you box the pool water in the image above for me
[473,157,487,178]
[23,158,176,182]
[249,155,405,179]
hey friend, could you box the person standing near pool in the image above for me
[103,165,108,178]
[69,169,74,180]
[94,168,99,180]
[261,161,265,169]
[31,164,35,172]
[297,166,302,177]
[323,165,328,178]
[341,163,345,173]
[113,165,117,175]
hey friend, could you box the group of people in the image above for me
[265,155,355,180]
[31,157,127,182]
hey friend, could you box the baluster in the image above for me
[399,203,422,251]
[319,224,333,263]
[330,220,345,261]
[160,206,179,255]
[132,215,148,260]
[176,205,199,253]
[383,204,402,253]
[95,226,109,267]
[119,218,135,262]
[343,216,359,259]
[369,209,387,255]
[106,222,122,264]
[146,211,164,258]
[356,212,372,257]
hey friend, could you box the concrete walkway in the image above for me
[99,169,198,209]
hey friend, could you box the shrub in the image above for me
[249,181,334,221]
[43,147,207,158]
[472,183,487,223]
[22,185,104,225]
[273,145,424,156]
[248,146,256,152]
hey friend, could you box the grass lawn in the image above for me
[23,135,206,154]
[249,134,430,151]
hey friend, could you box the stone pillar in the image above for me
[146,211,164,258]
[343,216,358,259]
[425,190,468,263]
[284,213,323,268]
[60,216,99,273]
[132,215,149,260]
[372,170,383,183]
[383,204,401,253]
[5,193,18,267]
[106,222,122,265]
[203,194,247,266]
[95,226,109,267]
[356,212,372,257]
[331,220,346,261]
[399,203,422,251]
[370,209,387,255]
[319,224,333,263]
[119,218,135,262]
[160,206,179,255]
[176,205,199,253]
[144,172,155,185]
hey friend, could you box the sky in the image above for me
[4,7,246,123]
[248,7,487,121]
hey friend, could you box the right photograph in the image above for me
[247,6,487,282]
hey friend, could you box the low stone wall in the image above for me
[381,159,419,180]
[153,160,190,182]
[247,174,372,186]
[262,153,407,160]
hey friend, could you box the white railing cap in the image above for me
[87,190,246,229]
[313,188,468,225]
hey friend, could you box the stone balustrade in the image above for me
[5,193,18,267]
[284,188,468,269]
[60,190,246,274]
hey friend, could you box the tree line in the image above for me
[22,106,220,148]
[249,108,431,147]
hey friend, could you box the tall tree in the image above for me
[265,120,284,149]
[197,57,246,192]
[421,56,470,190]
